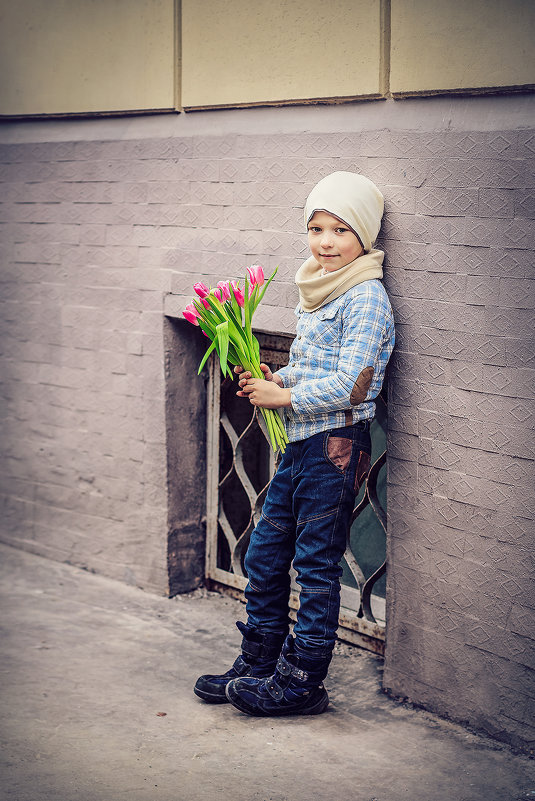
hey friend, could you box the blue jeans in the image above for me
[244,421,371,658]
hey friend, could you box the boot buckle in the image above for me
[292,667,308,681]
[276,654,309,682]
[266,678,284,701]
[232,655,249,675]
[276,655,291,676]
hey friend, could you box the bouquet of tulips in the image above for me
[182,265,289,453]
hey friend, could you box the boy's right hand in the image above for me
[235,363,283,397]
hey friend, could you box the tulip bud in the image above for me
[217,280,231,301]
[182,303,200,326]
[193,282,210,298]
[247,264,265,287]
[230,280,245,307]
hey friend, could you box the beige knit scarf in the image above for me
[295,248,384,313]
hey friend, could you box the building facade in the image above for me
[1,0,534,751]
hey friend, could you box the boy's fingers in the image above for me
[234,365,244,374]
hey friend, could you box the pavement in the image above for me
[0,543,533,801]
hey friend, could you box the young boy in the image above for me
[194,171,395,716]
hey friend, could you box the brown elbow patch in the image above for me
[350,366,374,405]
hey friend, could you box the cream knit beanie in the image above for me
[304,171,384,253]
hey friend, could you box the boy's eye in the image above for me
[335,227,349,234]
[308,226,321,233]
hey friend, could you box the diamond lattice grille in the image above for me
[205,334,387,654]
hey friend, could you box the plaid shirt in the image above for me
[275,280,395,443]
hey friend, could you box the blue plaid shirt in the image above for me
[275,280,395,443]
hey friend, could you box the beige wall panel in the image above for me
[390,0,535,95]
[0,0,176,116]
[182,0,383,108]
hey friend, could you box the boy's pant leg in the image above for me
[291,423,371,657]
[244,422,370,652]
[244,447,296,634]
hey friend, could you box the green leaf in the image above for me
[203,294,227,323]
[252,334,260,362]
[192,301,216,337]
[230,287,242,323]
[197,339,217,374]
[216,321,229,376]
[243,274,251,330]
[197,319,215,339]
[225,303,248,344]
[253,266,278,311]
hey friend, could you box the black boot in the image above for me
[225,635,331,716]
[193,622,287,704]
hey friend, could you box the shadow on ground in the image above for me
[0,543,533,801]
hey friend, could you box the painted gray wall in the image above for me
[0,96,533,750]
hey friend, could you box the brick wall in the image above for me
[0,118,533,749]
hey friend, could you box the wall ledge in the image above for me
[2,94,535,145]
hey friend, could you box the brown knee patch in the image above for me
[355,450,371,493]
[350,366,374,405]
[327,436,352,472]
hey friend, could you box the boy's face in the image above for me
[307,211,364,272]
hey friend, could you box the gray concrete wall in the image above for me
[0,96,534,750]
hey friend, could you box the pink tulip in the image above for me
[230,280,245,307]
[193,282,210,298]
[213,288,223,302]
[217,280,231,301]
[247,264,265,287]
[182,303,200,326]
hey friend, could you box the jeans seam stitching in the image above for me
[261,512,292,534]
[297,509,338,524]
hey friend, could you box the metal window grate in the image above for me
[205,334,388,654]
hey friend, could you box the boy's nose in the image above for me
[320,232,333,247]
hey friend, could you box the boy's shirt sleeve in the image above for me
[289,286,391,416]
[274,364,291,386]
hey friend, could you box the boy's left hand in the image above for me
[238,377,292,409]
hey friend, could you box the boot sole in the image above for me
[225,684,329,717]
[193,685,229,704]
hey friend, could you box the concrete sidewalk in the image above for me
[0,543,533,801]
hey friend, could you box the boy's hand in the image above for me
[238,378,292,409]
[234,363,290,409]
[234,363,283,390]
